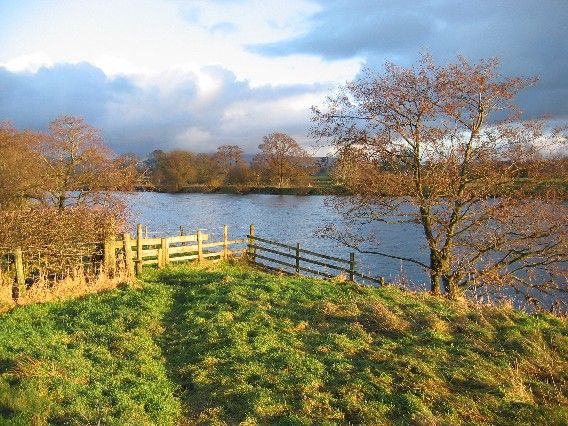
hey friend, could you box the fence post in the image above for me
[136,224,143,276]
[160,238,170,267]
[157,246,163,268]
[349,252,355,281]
[248,224,256,263]
[197,231,204,263]
[104,238,116,275]
[223,224,229,260]
[295,243,300,275]
[180,225,184,236]
[379,276,385,286]
[13,248,25,300]
[123,233,135,276]
[145,226,149,239]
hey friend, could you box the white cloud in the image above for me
[1,52,53,73]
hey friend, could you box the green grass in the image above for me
[0,263,566,425]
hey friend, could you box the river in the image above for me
[121,192,431,288]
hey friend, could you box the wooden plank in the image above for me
[169,254,199,262]
[169,234,208,244]
[253,235,350,265]
[297,256,349,273]
[141,249,160,257]
[254,253,296,270]
[250,235,295,251]
[168,245,198,255]
[202,239,246,249]
[141,237,163,246]
[143,259,159,265]
[299,247,351,264]
[252,244,296,259]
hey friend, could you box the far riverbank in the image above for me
[139,177,568,198]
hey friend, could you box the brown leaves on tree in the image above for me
[312,54,568,310]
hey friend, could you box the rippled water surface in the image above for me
[121,192,430,286]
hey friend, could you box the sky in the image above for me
[0,0,567,155]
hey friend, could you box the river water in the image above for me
[121,192,431,288]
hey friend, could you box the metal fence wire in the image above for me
[0,243,104,285]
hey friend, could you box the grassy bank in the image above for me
[178,184,350,196]
[0,263,567,425]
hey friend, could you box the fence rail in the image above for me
[247,225,384,285]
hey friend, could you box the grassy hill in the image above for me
[0,263,566,425]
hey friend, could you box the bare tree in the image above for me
[312,55,568,307]
[254,132,316,187]
[37,116,138,209]
[215,145,244,173]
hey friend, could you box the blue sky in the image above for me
[0,0,566,154]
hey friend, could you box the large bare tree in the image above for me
[312,55,567,308]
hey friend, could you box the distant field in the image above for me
[0,263,566,425]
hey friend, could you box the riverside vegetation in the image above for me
[0,262,566,425]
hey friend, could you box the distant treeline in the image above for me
[144,132,322,192]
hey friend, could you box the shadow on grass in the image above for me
[155,268,232,420]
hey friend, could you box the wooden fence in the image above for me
[247,225,384,285]
[4,223,384,301]
[106,224,247,276]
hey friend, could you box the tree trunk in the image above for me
[429,249,442,295]
[58,194,65,210]
[444,275,460,299]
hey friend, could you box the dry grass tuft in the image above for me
[0,266,132,312]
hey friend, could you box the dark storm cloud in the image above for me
[0,63,326,155]
[250,0,568,119]
[0,63,117,130]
